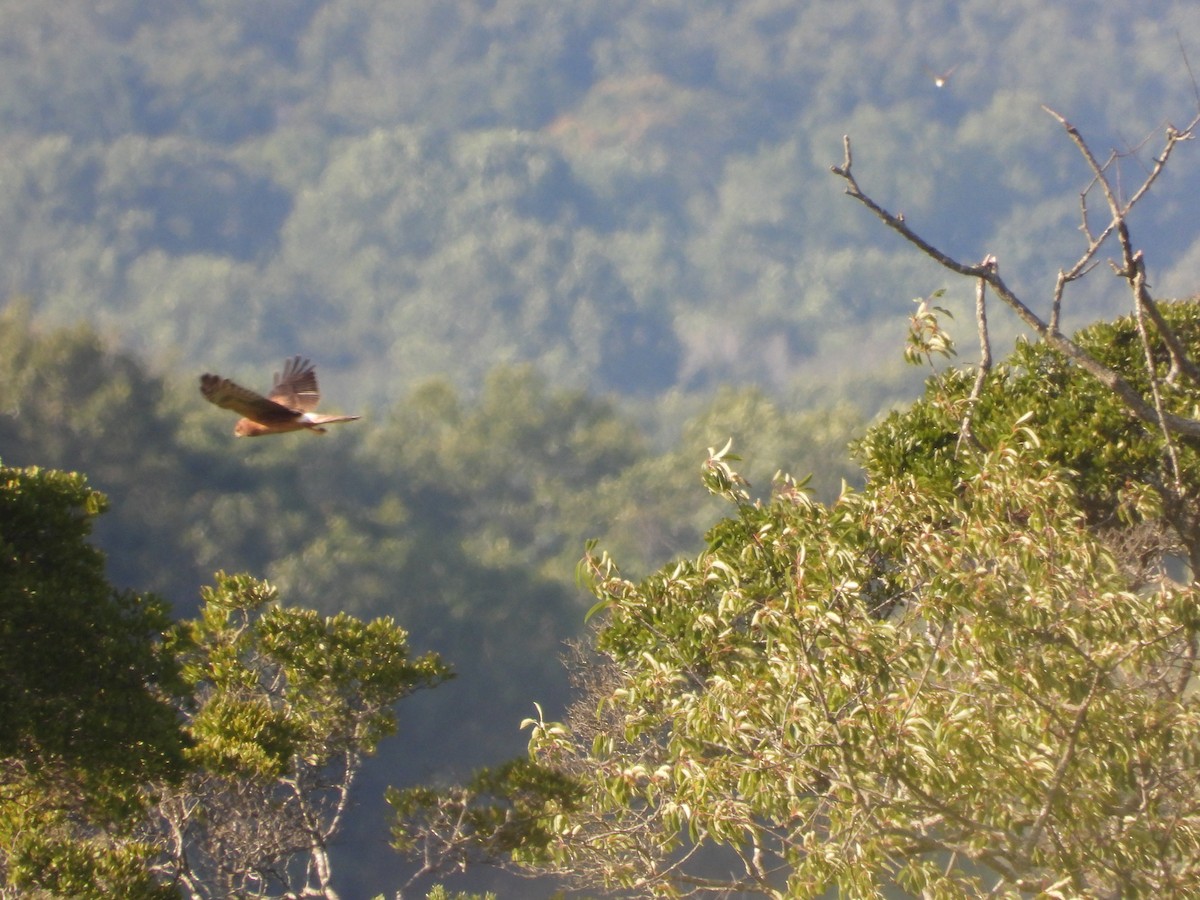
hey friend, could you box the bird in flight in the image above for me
[200,356,360,437]
[923,63,960,88]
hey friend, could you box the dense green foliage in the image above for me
[859,300,1200,572]
[174,574,450,778]
[0,464,185,898]
[151,573,451,899]
[413,307,1200,896]
[0,465,184,778]
[0,465,454,897]
[5,2,1200,895]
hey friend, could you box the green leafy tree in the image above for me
[149,573,451,900]
[0,446,457,897]
[392,103,1200,896]
[0,463,186,898]
[394,420,1200,895]
[857,299,1200,580]
[508,426,1200,896]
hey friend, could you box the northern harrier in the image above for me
[200,356,361,437]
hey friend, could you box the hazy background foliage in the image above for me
[5,0,1199,408]
[2,0,1199,894]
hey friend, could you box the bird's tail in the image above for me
[304,414,361,434]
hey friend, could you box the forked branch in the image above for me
[830,110,1200,441]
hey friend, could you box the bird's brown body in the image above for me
[199,357,360,437]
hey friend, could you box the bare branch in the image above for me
[1044,105,1196,328]
[831,136,984,281]
[957,276,992,452]
[1044,106,1125,218]
[1116,219,1200,387]
[1178,31,1200,114]
[1130,260,1185,495]
[1045,105,1200,222]
[831,131,1200,440]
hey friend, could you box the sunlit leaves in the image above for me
[152,572,452,897]
[519,423,1200,896]
[0,464,186,896]
[172,571,451,776]
[859,300,1200,568]
[905,290,956,367]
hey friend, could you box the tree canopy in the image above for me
[392,301,1200,897]
[151,573,451,899]
[0,463,186,897]
[859,301,1200,575]
[0,307,861,895]
[0,465,453,898]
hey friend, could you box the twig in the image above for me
[1043,106,1193,294]
[1018,670,1103,862]
[957,276,992,453]
[1129,254,1185,496]
[1045,105,1200,220]
[1046,105,1200,368]
[1117,219,1200,386]
[1179,31,1200,113]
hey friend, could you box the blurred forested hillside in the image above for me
[3,1,1200,895]
[4,0,1199,411]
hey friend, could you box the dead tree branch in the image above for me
[1044,105,1200,386]
[957,276,992,452]
[830,110,1200,440]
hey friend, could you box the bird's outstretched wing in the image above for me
[268,356,321,412]
[200,357,358,437]
[199,373,300,425]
